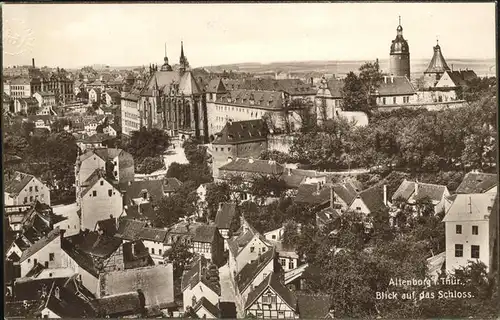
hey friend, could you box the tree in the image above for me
[259,150,294,164]
[205,182,231,220]
[163,240,194,279]
[51,118,71,133]
[183,138,207,165]
[248,175,287,204]
[135,156,165,174]
[358,60,383,107]
[341,72,369,112]
[126,128,170,160]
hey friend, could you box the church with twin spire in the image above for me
[138,42,208,142]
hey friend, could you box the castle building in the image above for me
[389,17,410,79]
[137,42,208,142]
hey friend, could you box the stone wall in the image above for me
[268,134,297,153]
[376,100,468,112]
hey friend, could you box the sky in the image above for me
[2,3,497,69]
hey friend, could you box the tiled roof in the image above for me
[294,183,330,205]
[443,193,496,222]
[296,293,331,319]
[317,78,343,98]
[376,76,416,96]
[100,264,175,309]
[66,231,122,259]
[115,219,148,241]
[240,78,316,95]
[455,172,497,194]
[281,174,306,189]
[192,225,219,243]
[215,90,284,110]
[20,227,60,263]
[219,158,285,176]
[61,238,99,277]
[80,169,118,198]
[124,179,165,204]
[138,227,168,242]
[236,247,275,293]
[213,119,268,145]
[96,291,142,317]
[215,202,237,230]
[44,281,97,318]
[193,297,220,318]
[244,272,297,311]
[392,180,447,202]
[4,171,35,195]
[206,78,227,93]
[357,184,386,213]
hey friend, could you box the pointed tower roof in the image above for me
[160,43,173,72]
[424,40,451,74]
[179,41,189,72]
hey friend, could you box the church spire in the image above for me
[160,42,173,72]
[179,41,189,73]
[424,39,451,74]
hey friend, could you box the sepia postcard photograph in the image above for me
[2,2,499,319]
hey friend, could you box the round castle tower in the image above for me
[389,17,410,79]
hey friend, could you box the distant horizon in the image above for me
[4,57,496,71]
[3,3,495,69]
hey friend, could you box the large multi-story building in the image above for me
[138,42,208,141]
[121,87,142,136]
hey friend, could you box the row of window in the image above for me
[380,96,412,105]
[28,185,41,192]
[280,258,295,270]
[124,111,139,120]
[89,189,114,197]
[456,224,479,235]
[215,105,266,117]
[150,248,163,255]
[23,194,45,203]
[27,252,54,265]
[455,244,480,258]
[124,119,140,128]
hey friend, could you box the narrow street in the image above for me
[218,263,240,318]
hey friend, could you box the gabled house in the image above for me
[76,133,114,153]
[98,264,176,315]
[104,89,121,106]
[137,227,168,264]
[19,227,63,277]
[191,297,220,319]
[14,97,38,114]
[103,123,121,137]
[89,88,102,104]
[244,272,299,319]
[227,221,273,274]
[391,179,450,215]
[236,247,276,307]
[33,91,56,108]
[75,148,135,195]
[349,184,388,216]
[181,256,221,312]
[78,169,123,231]
[192,225,225,266]
[442,193,497,273]
[214,202,238,246]
[455,172,497,194]
[4,171,51,206]
[36,281,98,318]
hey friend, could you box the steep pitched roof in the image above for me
[99,264,175,309]
[115,219,148,241]
[138,227,168,242]
[424,43,451,74]
[43,281,97,318]
[443,193,496,222]
[4,171,35,195]
[20,227,60,263]
[376,76,416,96]
[215,202,237,230]
[66,231,122,259]
[213,119,268,145]
[181,256,221,295]
[236,247,275,293]
[61,238,99,277]
[219,158,284,176]
[96,218,117,235]
[240,78,316,95]
[206,78,227,93]
[193,225,219,243]
[244,272,296,311]
[296,293,331,319]
[193,297,220,318]
[227,223,266,258]
[122,240,153,269]
[356,184,386,213]
[81,169,119,198]
[163,177,183,193]
[124,179,165,204]
[216,89,284,110]
[456,172,497,194]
